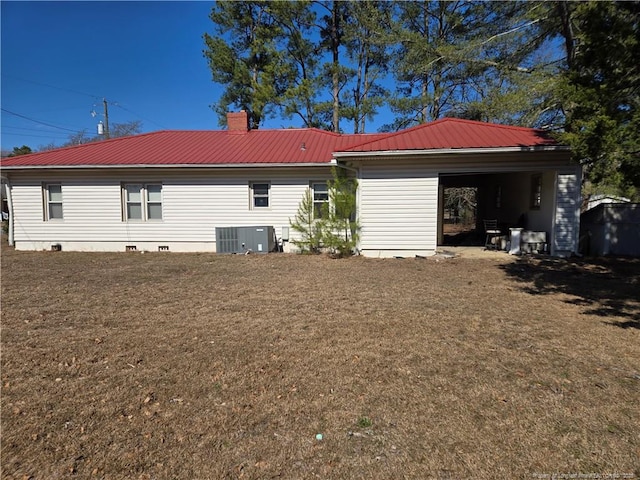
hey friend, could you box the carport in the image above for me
[334,118,581,258]
[438,168,564,253]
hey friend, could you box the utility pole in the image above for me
[103,98,110,139]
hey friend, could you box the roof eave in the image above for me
[1,161,336,171]
[333,145,570,158]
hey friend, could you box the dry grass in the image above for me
[1,246,639,479]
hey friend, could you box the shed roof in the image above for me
[1,118,561,169]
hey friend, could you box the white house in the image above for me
[1,112,581,257]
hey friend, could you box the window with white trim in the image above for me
[122,183,163,221]
[43,183,63,220]
[311,181,329,218]
[250,182,270,209]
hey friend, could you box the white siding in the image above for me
[359,166,438,257]
[8,168,331,252]
[553,171,581,256]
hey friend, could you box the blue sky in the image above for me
[0,1,556,153]
[2,1,312,152]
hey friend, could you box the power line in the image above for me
[4,74,167,131]
[2,132,70,140]
[114,104,166,129]
[1,108,82,133]
[3,125,58,132]
[2,124,83,134]
[29,106,89,115]
[2,74,101,99]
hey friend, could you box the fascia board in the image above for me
[333,145,570,159]
[0,162,334,171]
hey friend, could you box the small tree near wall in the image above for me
[323,168,359,257]
[289,188,324,254]
[289,168,360,257]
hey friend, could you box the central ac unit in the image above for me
[215,226,276,254]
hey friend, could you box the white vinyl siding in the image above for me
[8,169,331,251]
[7,152,580,257]
[359,166,439,256]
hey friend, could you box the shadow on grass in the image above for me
[500,256,640,329]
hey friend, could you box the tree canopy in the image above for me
[554,1,640,198]
[203,1,638,198]
[37,120,143,152]
[6,145,33,157]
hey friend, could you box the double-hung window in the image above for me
[146,184,163,220]
[122,183,163,221]
[250,182,270,209]
[43,183,63,221]
[311,182,329,218]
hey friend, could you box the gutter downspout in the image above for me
[3,177,14,246]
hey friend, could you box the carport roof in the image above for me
[338,118,560,152]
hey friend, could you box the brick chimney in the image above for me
[227,110,249,134]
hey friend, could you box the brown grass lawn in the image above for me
[1,246,639,479]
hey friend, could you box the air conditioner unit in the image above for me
[215,226,276,254]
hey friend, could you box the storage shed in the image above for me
[580,203,640,256]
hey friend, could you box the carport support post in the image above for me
[437,183,444,246]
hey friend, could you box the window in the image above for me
[250,182,270,208]
[146,184,163,220]
[530,174,542,209]
[43,183,63,220]
[122,183,162,221]
[311,182,329,218]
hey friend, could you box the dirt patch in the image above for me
[1,247,639,479]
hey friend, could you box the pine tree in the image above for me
[271,1,325,128]
[554,1,640,199]
[203,1,286,128]
[289,188,323,254]
[322,168,359,257]
[341,1,391,133]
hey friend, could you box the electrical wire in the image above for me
[113,104,166,129]
[3,125,53,132]
[2,132,70,140]
[2,74,101,99]
[4,74,166,130]
[2,125,74,134]
[1,108,84,133]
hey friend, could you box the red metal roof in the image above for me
[0,118,560,168]
[340,118,559,152]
